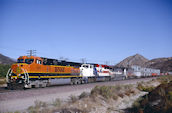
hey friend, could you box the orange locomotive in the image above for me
[6,56,82,89]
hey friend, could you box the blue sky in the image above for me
[0,0,172,65]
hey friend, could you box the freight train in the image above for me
[6,56,115,89]
[6,55,160,89]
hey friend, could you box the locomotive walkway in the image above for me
[0,77,155,113]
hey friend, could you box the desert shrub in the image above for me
[91,86,116,99]
[40,107,51,113]
[124,84,133,90]
[52,98,61,107]
[112,94,118,100]
[157,75,172,84]
[79,91,89,99]
[168,91,172,100]
[137,82,154,92]
[27,100,48,113]
[129,82,172,113]
[90,85,99,96]
[53,108,84,113]
[42,102,48,108]
[118,93,124,98]
[34,100,42,109]
[98,86,113,99]
[125,90,131,96]
[91,85,126,100]
[27,105,38,113]
[106,107,115,113]
[91,84,136,100]
[115,84,123,91]
[132,97,143,108]
[69,95,78,103]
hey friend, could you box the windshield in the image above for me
[25,59,34,64]
[17,59,24,63]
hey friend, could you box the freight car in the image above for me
[9,55,161,90]
[6,56,83,89]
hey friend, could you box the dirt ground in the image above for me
[0,77,156,113]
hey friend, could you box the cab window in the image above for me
[25,59,34,64]
[36,60,42,64]
[17,59,24,63]
[83,65,89,68]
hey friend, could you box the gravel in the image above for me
[0,77,155,113]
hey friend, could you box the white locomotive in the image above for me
[80,64,114,82]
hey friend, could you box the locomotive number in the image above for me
[55,67,65,72]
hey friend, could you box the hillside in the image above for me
[0,54,15,64]
[115,54,149,67]
[116,54,172,73]
[145,57,172,72]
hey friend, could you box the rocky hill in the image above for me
[115,54,149,67]
[0,53,15,65]
[116,54,172,72]
[145,57,172,72]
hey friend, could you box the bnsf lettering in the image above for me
[55,67,65,72]
[71,69,79,73]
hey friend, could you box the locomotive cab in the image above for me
[11,56,43,77]
[6,56,43,89]
[17,56,43,65]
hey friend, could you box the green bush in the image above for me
[0,64,11,78]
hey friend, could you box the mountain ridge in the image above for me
[115,54,172,72]
[115,54,149,67]
[0,53,15,65]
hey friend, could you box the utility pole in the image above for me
[27,50,36,56]
[81,58,86,64]
[105,61,109,65]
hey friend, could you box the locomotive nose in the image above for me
[11,63,25,77]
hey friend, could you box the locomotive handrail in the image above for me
[21,68,29,84]
[6,68,12,83]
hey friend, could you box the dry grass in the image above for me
[69,95,78,103]
[137,82,155,92]
[27,100,50,113]
[26,78,163,113]
[52,98,61,107]
[157,75,172,84]
[78,91,89,99]
[91,84,136,100]
[0,78,6,85]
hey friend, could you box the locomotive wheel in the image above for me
[71,78,77,85]
[7,83,12,90]
[77,79,81,84]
